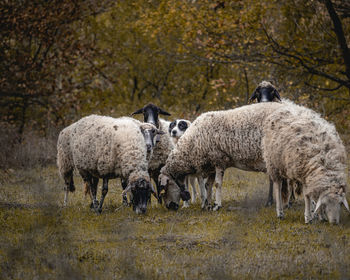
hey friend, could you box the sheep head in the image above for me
[158,172,191,211]
[139,123,165,154]
[249,81,281,103]
[122,178,157,214]
[314,188,349,224]
[131,103,171,128]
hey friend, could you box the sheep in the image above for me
[131,104,174,203]
[249,80,281,103]
[262,102,349,224]
[57,115,163,214]
[248,80,288,207]
[168,119,207,208]
[158,101,288,210]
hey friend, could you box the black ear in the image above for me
[158,108,171,116]
[273,89,281,101]
[131,108,144,116]
[249,87,259,103]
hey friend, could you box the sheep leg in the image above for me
[182,176,190,208]
[273,179,284,219]
[98,178,108,213]
[121,179,129,206]
[304,194,312,224]
[63,171,74,206]
[213,168,224,211]
[265,178,274,207]
[88,176,99,211]
[204,174,215,210]
[189,176,197,203]
[198,176,207,209]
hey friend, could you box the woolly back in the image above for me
[166,102,286,177]
[70,115,149,181]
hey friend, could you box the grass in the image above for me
[0,166,349,279]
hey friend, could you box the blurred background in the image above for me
[1,0,350,168]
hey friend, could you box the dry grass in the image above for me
[0,165,349,279]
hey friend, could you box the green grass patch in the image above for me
[0,166,349,279]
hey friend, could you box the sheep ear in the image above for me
[342,196,350,212]
[158,108,171,116]
[273,89,282,101]
[314,197,323,214]
[131,108,144,115]
[249,87,259,103]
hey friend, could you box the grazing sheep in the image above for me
[132,104,174,203]
[159,102,287,210]
[262,103,349,224]
[168,119,207,208]
[57,115,162,214]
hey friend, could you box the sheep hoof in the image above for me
[201,199,208,209]
[97,208,102,214]
[182,203,190,209]
[277,213,284,220]
[212,204,222,211]
[305,214,313,224]
[265,200,273,207]
[122,197,128,206]
[206,204,213,211]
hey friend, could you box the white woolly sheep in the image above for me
[57,115,162,214]
[159,101,288,211]
[262,102,349,224]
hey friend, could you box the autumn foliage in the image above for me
[1,0,349,136]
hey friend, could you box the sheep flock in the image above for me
[57,81,349,224]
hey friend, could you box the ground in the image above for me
[0,166,349,279]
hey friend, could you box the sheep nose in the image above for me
[167,202,179,211]
[140,206,147,214]
[172,130,177,136]
[146,144,152,151]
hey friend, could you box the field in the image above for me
[0,165,349,279]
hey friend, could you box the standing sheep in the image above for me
[159,102,287,210]
[131,104,174,203]
[248,80,291,207]
[263,103,349,224]
[57,115,162,214]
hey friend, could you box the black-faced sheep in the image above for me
[249,80,281,103]
[131,103,174,203]
[249,80,286,207]
[57,115,162,214]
